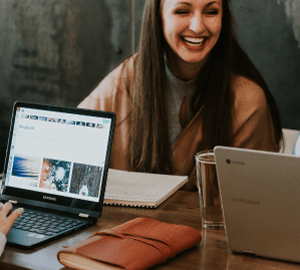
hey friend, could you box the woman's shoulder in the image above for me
[99,54,136,91]
[231,75,268,110]
[78,55,136,110]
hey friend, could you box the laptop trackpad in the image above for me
[7,228,51,248]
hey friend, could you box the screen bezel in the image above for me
[1,101,116,218]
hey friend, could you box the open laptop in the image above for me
[214,146,300,263]
[1,101,115,249]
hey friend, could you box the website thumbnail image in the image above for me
[7,155,103,202]
[20,112,107,129]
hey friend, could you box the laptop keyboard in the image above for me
[11,210,87,236]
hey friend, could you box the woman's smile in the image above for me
[181,36,206,49]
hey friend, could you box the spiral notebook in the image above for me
[104,169,188,208]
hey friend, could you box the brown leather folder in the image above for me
[57,217,202,270]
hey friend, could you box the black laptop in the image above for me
[0,101,115,249]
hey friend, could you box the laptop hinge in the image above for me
[79,213,89,218]
[8,200,18,204]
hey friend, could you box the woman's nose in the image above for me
[189,13,205,34]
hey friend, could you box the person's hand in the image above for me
[0,202,23,235]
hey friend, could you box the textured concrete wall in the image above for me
[0,0,133,107]
[0,0,144,168]
[232,0,300,129]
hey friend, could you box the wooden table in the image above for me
[0,190,300,270]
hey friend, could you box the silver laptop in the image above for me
[214,146,300,263]
[1,101,115,249]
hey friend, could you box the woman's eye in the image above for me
[207,9,219,15]
[174,9,190,15]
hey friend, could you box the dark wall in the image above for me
[0,0,145,170]
[232,0,300,129]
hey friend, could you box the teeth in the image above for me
[182,37,205,45]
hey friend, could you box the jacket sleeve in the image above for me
[0,232,6,257]
[230,76,279,152]
[78,63,124,112]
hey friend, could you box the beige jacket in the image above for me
[78,56,278,190]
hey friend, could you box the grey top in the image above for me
[165,63,197,146]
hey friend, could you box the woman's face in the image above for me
[161,0,223,73]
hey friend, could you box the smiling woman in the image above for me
[78,0,283,191]
[161,0,223,80]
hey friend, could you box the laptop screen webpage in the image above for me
[2,103,115,211]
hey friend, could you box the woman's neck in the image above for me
[166,50,209,81]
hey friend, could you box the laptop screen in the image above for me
[1,101,115,216]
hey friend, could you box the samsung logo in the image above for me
[43,196,57,201]
[231,197,260,206]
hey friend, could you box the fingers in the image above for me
[7,208,24,223]
[0,203,23,217]
[1,202,13,216]
[0,203,24,235]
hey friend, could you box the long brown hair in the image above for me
[130,0,282,173]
